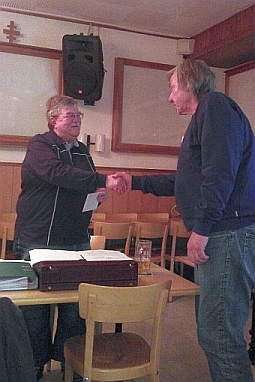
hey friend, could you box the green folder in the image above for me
[0,261,38,290]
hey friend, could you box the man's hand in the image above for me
[187,232,210,264]
[96,188,108,203]
[111,172,132,192]
[106,174,129,195]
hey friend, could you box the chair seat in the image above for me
[65,332,150,378]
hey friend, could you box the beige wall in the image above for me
[0,11,225,170]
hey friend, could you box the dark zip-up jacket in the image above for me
[15,130,106,246]
[132,92,255,236]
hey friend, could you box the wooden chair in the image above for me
[90,212,106,223]
[90,235,106,250]
[134,221,169,267]
[89,212,107,234]
[93,221,134,255]
[169,219,194,276]
[0,221,15,260]
[64,282,170,382]
[137,212,169,222]
[105,212,138,223]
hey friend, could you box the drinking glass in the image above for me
[135,240,152,275]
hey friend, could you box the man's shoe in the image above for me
[35,366,44,381]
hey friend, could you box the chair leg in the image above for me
[64,362,74,382]
[46,304,57,372]
[149,370,160,382]
[180,263,184,277]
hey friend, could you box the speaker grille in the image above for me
[65,62,98,96]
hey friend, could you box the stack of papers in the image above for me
[0,277,29,291]
[29,249,132,265]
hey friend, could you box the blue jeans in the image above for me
[194,224,255,382]
[13,238,90,367]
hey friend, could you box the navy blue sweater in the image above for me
[132,92,255,236]
[15,130,106,245]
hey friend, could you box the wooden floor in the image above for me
[40,295,255,382]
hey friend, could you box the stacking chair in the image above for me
[93,221,134,255]
[64,282,170,382]
[134,221,169,267]
[89,212,106,235]
[0,221,15,259]
[137,212,169,223]
[0,212,16,259]
[169,219,194,276]
[105,212,138,223]
[90,235,106,250]
[90,212,106,222]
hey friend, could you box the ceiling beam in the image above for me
[188,5,255,68]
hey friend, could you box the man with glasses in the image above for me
[13,95,126,381]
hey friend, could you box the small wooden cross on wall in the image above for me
[3,21,20,43]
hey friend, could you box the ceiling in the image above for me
[0,0,253,38]
[0,0,254,68]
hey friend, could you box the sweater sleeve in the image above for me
[132,173,175,196]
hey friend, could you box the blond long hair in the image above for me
[167,59,216,101]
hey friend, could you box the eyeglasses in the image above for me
[58,112,84,120]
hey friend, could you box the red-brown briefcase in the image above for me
[33,260,138,291]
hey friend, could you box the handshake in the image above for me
[106,172,132,195]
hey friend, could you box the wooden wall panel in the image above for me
[0,162,176,215]
[11,165,22,211]
[0,163,22,213]
[126,170,144,213]
[0,164,13,212]
[189,5,255,68]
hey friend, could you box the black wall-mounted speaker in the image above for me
[62,34,105,105]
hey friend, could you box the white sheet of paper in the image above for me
[82,192,100,212]
[29,249,132,265]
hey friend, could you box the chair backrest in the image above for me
[90,235,106,250]
[105,213,138,223]
[78,282,169,380]
[93,221,134,255]
[78,281,169,324]
[135,221,170,267]
[169,219,191,272]
[0,222,15,260]
[137,213,169,222]
[90,212,106,222]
